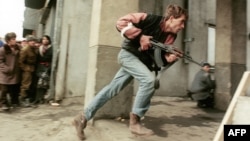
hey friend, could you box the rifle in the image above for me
[149,39,203,89]
[150,39,202,67]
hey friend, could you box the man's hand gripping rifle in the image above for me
[150,39,202,89]
[150,39,202,67]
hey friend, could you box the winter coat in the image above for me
[36,45,53,77]
[19,45,38,72]
[0,44,21,84]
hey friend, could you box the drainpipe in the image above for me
[47,0,64,101]
[247,1,250,71]
[183,0,195,63]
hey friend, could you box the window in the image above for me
[207,26,216,66]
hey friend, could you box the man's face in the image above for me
[167,14,186,34]
[7,38,17,46]
[21,40,27,47]
[27,40,36,47]
[203,65,210,72]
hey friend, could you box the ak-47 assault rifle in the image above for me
[149,39,202,89]
[150,38,202,67]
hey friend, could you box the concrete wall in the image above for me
[186,0,216,88]
[55,0,92,99]
[215,0,247,110]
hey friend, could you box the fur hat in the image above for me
[26,35,37,42]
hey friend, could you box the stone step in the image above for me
[232,96,250,124]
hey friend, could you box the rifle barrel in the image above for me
[182,55,202,66]
[150,39,202,67]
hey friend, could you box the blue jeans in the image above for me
[84,49,155,120]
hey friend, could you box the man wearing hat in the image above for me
[189,62,216,108]
[19,35,38,107]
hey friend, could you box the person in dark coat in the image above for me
[0,32,21,110]
[189,63,216,108]
[33,35,53,104]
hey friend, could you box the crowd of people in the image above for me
[0,32,56,112]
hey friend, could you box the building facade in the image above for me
[23,0,249,112]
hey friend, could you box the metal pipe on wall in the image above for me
[47,0,64,101]
[247,1,250,71]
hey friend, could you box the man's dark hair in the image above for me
[202,62,211,67]
[4,32,16,42]
[164,4,188,20]
[42,35,52,44]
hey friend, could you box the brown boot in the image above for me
[129,112,154,136]
[72,113,87,140]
